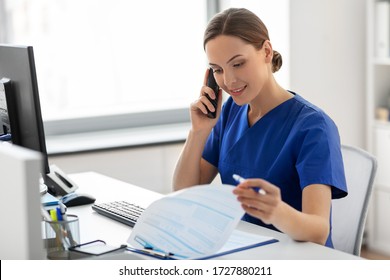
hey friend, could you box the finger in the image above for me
[215,88,223,116]
[237,195,262,207]
[203,68,211,85]
[200,95,217,113]
[239,198,269,215]
[191,99,209,115]
[241,205,271,224]
[236,178,276,195]
[233,186,259,198]
[191,96,216,115]
[238,196,274,216]
[236,191,269,207]
[201,85,216,100]
[241,203,264,213]
[236,178,268,188]
[234,188,276,208]
[202,69,218,100]
[234,184,266,197]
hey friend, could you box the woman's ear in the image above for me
[262,40,273,63]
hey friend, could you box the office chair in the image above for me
[331,145,377,256]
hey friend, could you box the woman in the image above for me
[173,7,347,248]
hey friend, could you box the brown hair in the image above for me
[203,8,282,73]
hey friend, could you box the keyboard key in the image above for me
[92,201,145,227]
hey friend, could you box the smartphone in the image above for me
[205,68,219,119]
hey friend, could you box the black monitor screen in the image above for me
[0,44,50,174]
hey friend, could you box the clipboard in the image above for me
[127,185,279,260]
[126,230,279,260]
[197,238,278,260]
[126,247,176,260]
[69,240,127,256]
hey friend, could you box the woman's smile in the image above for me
[229,85,247,97]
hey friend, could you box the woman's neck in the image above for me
[247,79,293,127]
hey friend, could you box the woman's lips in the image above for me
[229,85,246,96]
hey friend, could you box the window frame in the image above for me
[44,108,190,136]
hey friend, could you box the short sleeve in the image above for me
[202,99,237,167]
[202,118,221,168]
[295,113,347,199]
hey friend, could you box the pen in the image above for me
[135,246,187,259]
[142,247,173,259]
[56,207,63,221]
[59,202,77,246]
[59,202,67,217]
[50,209,58,221]
[49,208,66,249]
[232,174,245,184]
[232,174,266,195]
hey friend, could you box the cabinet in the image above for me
[366,0,390,255]
[370,189,390,253]
[370,127,390,254]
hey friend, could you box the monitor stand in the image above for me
[44,164,79,196]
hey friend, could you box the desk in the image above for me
[68,172,361,260]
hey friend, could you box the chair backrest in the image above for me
[331,145,377,256]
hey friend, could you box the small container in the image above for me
[44,214,80,259]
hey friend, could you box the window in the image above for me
[0,0,207,128]
[0,0,289,139]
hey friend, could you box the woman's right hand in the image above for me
[190,69,222,132]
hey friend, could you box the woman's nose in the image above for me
[223,71,237,88]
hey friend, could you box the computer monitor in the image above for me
[0,45,48,171]
[0,143,45,259]
[0,44,78,196]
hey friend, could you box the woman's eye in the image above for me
[213,69,222,74]
[233,62,243,67]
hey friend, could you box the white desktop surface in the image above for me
[68,172,361,260]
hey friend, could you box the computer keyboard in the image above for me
[92,201,145,227]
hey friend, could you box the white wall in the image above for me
[290,0,366,148]
[221,0,290,88]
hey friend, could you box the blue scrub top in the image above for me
[202,93,347,248]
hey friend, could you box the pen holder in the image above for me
[44,214,80,259]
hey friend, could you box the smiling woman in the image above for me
[173,7,347,249]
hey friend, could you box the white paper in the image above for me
[215,229,275,256]
[127,184,245,259]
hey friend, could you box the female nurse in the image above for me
[173,7,347,248]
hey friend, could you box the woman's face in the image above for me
[205,35,272,106]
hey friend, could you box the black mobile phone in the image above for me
[205,68,219,119]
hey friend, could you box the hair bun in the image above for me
[272,50,282,73]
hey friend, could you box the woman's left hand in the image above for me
[232,178,282,225]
